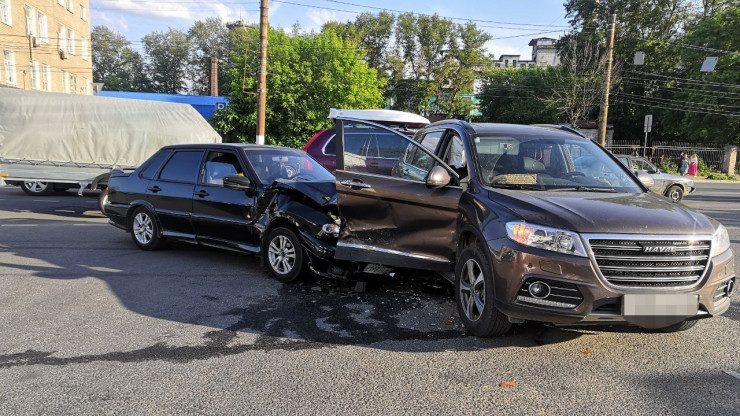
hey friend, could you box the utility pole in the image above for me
[597,10,616,146]
[256,0,268,145]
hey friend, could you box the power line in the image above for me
[613,98,740,117]
[625,70,740,90]
[614,92,740,110]
[315,0,570,28]
[620,79,740,99]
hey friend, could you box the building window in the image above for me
[3,50,17,85]
[24,5,37,36]
[81,37,88,60]
[58,24,67,52]
[66,0,73,12]
[67,29,75,55]
[70,74,77,94]
[0,0,11,26]
[62,70,69,93]
[31,61,40,89]
[38,12,48,42]
[84,77,90,95]
[80,5,87,21]
[42,64,51,91]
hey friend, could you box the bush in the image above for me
[697,158,712,176]
[660,160,678,174]
[705,173,736,181]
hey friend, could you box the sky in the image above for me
[91,0,572,60]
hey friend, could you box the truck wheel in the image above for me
[21,181,55,196]
[657,320,697,333]
[264,227,305,283]
[665,185,684,202]
[98,189,109,215]
[455,244,512,337]
[129,207,162,251]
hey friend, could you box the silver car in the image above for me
[616,155,695,202]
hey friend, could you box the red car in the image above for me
[303,109,429,172]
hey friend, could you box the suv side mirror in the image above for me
[427,165,451,188]
[223,175,254,191]
[636,171,655,188]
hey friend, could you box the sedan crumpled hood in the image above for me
[490,190,715,235]
[271,179,337,207]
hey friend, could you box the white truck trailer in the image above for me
[0,89,221,205]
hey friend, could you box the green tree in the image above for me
[669,7,740,143]
[477,67,564,124]
[562,0,696,140]
[142,28,192,93]
[433,22,492,117]
[91,26,150,91]
[211,28,385,147]
[187,17,230,95]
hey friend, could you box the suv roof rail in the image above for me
[530,124,587,138]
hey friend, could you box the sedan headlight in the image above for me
[506,221,587,257]
[710,224,731,257]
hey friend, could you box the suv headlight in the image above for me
[710,224,730,257]
[506,221,587,257]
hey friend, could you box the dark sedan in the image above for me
[105,144,339,282]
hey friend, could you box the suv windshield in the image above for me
[473,134,642,192]
[244,149,335,184]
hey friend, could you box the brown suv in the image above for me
[305,116,735,337]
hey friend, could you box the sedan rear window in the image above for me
[158,151,204,183]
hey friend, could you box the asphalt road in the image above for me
[0,183,738,415]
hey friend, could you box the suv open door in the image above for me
[331,114,462,271]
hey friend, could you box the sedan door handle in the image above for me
[193,190,210,197]
[340,179,372,189]
[147,186,161,193]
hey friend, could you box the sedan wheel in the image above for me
[129,208,162,250]
[133,213,154,245]
[268,235,296,275]
[666,185,684,202]
[264,227,305,283]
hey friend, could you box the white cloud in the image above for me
[304,8,353,32]
[96,0,192,20]
[96,11,129,32]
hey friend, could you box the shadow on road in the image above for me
[0,213,617,368]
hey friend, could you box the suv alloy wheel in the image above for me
[455,245,512,337]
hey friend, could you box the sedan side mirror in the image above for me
[636,171,655,188]
[427,165,451,188]
[223,175,254,191]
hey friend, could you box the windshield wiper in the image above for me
[549,186,617,193]
[490,183,545,191]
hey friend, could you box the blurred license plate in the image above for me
[623,294,698,316]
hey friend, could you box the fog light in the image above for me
[321,223,340,236]
[528,281,550,299]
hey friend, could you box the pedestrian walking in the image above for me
[688,153,698,177]
[679,152,689,176]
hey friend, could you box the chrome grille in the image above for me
[588,238,712,287]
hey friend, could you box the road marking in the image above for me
[695,191,740,196]
[0,224,37,227]
[72,223,98,226]
[31,199,60,202]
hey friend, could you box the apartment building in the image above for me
[0,0,92,94]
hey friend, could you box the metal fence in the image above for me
[606,141,727,172]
